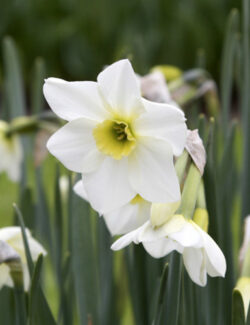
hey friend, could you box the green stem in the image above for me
[175,150,190,184]
[13,286,27,325]
[10,260,27,325]
[5,116,59,137]
[5,117,38,136]
[178,163,202,219]
[197,180,206,209]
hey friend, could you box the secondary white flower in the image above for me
[74,180,151,235]
[112,208,226,286]
[0,121,23,182]
[0,227,46,291]
[138,71,177,105]
[44,59,187,214]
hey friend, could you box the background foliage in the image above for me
[0,0,249,324]
[0,0,242,81]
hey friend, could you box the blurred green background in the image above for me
[0,0,242,81]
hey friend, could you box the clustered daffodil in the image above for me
[0,227,46,291]
[111,203,226,287]
[44,59,187,214]
[45,59,226,288]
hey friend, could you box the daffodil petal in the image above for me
[143,238,182,258]
[43,78,110,122]
[111,226,143,250]
[104,199,151,235]
[74,180,150,235]
[0,227,30,242]
[73,180,89,201]
[7,230,46,263]
[183,248,207,286]
[134,98,187,156]
[47,118,104,173]
[168,221,202,247]
[128,137,180,203]
[83,157,136,214]
[97,59,144,118]
[201,229,226,277]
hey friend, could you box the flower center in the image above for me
[93,120,136,160]
[130,194,144,205]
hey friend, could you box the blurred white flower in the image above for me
[138,71,177,105]
[44,59,187,214]
[0,227,46,291]
[74,180,151,235]
[112,205,226,287]
[0,121,23,182]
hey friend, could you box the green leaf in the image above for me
[29,255,43,324]
[0,288,15,324]
[31,57,46,114]
[246,301,250,325]
[13,284,27,325]
[34,168,52,248]
[124,245,149,325]
[232,289,246,325]
[220,9,239,134]
[160,252,182,325]
[14,204,57,325]
[2,37,26,119]
[53,165,63,283]
[241,0,250,218]
[152,263,168,325]
[19,187,35,230]
[97,217,116,325]
[13,203,34,274]
[71,191,99,325]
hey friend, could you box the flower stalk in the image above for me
[193,181,209,232]
[4,116,58,137]
[175,150,190,184]
[8,258,27,325]
[178,163,202,219]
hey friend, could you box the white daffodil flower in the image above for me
[44,59,187,214]
[74,180,151,235]
[0,121,23,182]
[0,227,46,291]
[111,207,226,287]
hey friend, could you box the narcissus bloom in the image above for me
[112,206,226,286]
[0,121,23,182]
[74,180,151,235]
[44,59,187,214]
[0,227,46,291]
